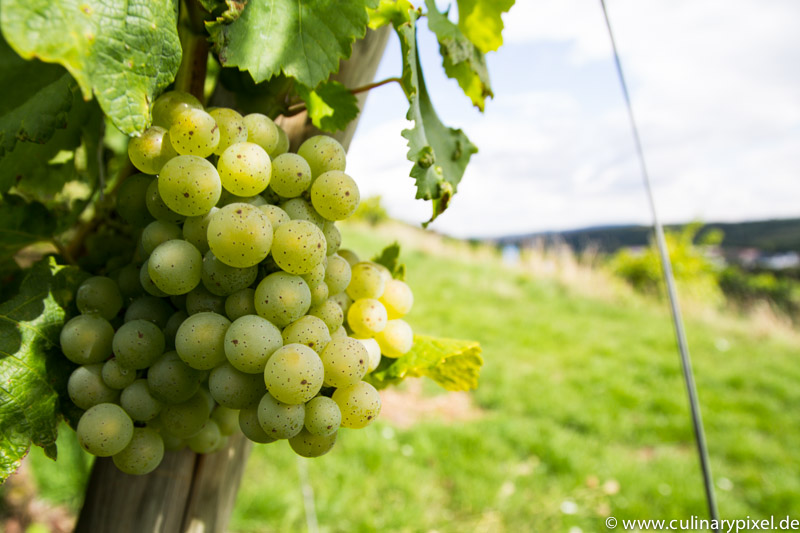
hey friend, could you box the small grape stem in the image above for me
[284,76,403,116]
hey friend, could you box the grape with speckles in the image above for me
[282,315,331,354]
[254,272,311,328]
[309,281,329,307]
[201,250,258,296]
[175,312,230,370]
[356,337,382,372]
[259,204,290,231]
[244,113,280,157]
[375,319,414,358]
[263,343,324,405]
[346,298,388,338]
[218,142,272,196]
[112,319,165,370]
[224,314,283,374]
[148,240,203,295]
[152,91,202,129]
[257,391,305,439]
[187,419,222,453]
[141,221,182,256]
[209,362,266,408]
[239,406,276,444]
[224,288,256,321]
[304,396,341,437]
[128,126,177,175]
[346,262,386,300]
[102,358,137,390]
[147,351,202,404]
[169,108,220,157]
[182,207,218,254]
[310,170,360,221]
[76,276,123,320]
[158,155,222,216]
[320,336,368,389]
[207,203,273,268]
[271,220,326,275]
[145,178,186,224]
[269,153,312,198]
[159,389,211,438]
[77,403,134,457]
[380,279,414,319]
[185,285,226,315]
[324,255,351,295]
[68,364,121,410]
[323,221,341,256]
[60,314,114,365]
[289,428,337,458]
[332,381,381,429]
[120,379,163,421]
[280,198,326,228]
[112,427,165,475]
[308,299,345,333]
[210,108,248,155]
[297,135,346,179]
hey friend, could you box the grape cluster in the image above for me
[59,91,415,475]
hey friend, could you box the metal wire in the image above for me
[598,1,720,527]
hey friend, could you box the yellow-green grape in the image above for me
[217,191,268,208]
[146,178,186,224]
[329,292,353,316]
[263,344,324,404]
[274,125,290,157]
[282,315,331,354]
[297,135,346,179]
[323,221,341,256]
[254,272,311,328]
[141,221,182,256]
[319,336,368,389]
[159,389,211,438]
[280,198,325,228]
[207,203,273,268]
[310,171,360,221]
[112,427,165,475]
[185,285,226,315]
[116,174,154,227]
[139,259,167,297]
[289,428,337,458]
[310,282,328,307]
[347,298,388,337]
[164,310,188,351]
[337,249,359,267]
[148,240,203,295]
[374,262,393,285]
[224,314,283,374]
[68,364,120,410]
[379,279,414,319]
[308,299,344,333]
[102,358,137,390]
[244,113,280,156]
[120,379,163,422]
[113,319,165,370]
[356,337,382,372]
[256,392,305,440]
[271,220,326,275]
[224,288,256,321]
[76,276,123,320]
[152,90,202,129]
[218,142,272,196]
[157,429,186,451]
[209,362,266,409]
[169,108,220,157]
[209,108,248,155]
[324,254,351,295]
[201,250,258,296]
[374,319,413,359]
[259,204,290,231]
[124,296,172,328]
[332,381,381,429]
[182,207,218,254]
[301,263,326,288]
[211,406,239,436]
[303,396,341,437]
[128,126,177,175]
[147,351,202,404]
[346,262,386,300]
[188,419,222,453]
[77,403,134,456]
[175,312,230,370]
[239,406,277,443]
[331,326,347,339]
[158,155,222,216]
[269,153,312,198]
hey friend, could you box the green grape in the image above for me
[170,293,188,310]
[356,337,382,372]
[239,406,276,444]
[182,207,218,254]
[158,155,222,216]
[380,279,414,319]
[175,312,230,370]
[347,298,388,338]
[289,428,337,458]
[280,198,325,228]
[128,126,178,175]
[68,364,120,410]
[297,135,346,179]
[224,314,283,373]
[271,220,326,275]
[124,296,173,328]
[102,358,137,390]
[254,272,311,327]
[332,381,381,429]
[159,389,212,438]
[112,427,165,475]
[244,113,280,156]
[374,262,393,285]
[148,351,202,404]
[310,171,360,221]
[116,174,154,227]
[224,288,256,321]
[141,220,182,256]
[152,90,202,129]
[77,403,134,456]
[304,396,341,437]
[148,240,203,295]
[60,314,114,364]
[331,326,347,339]
[157,429,186,451]
[337,249,359,267]
[201,250,258,296]
[185,285,226,315]
[259,204,290,231]
[209,362,266,409]
[116,263,144,300]
[76,276,123,320]
[329,292,353,316]
[269,153,312,198]
[320,336,368,389]
[301,263,326,288]
[218,142,271,196]
[164,310,188,350]
[113,319,165,370]
[209,108,248,155]
[187,419,222,453]
[211,406,240,436]
[323,222,341,256]
[207,203,273,268]
[263,344,324,405]
[120,379,163,422]
[256,392,305,440]
[324,255,351,295]
[346,262,386,300]
[274,125,290,158]
[217,189,268,207]
[145,179,186,224]
[308,299,344,333]
[282,316,331,354]
[139,259,168,297]
[310,282,329,307]
[169,108,220,157]
[374,319,413,358]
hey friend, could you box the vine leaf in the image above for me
[425,0,492,111]
[0,257,88,484]
[208,0,379,89]
[372,242,405,281]
[0,0,182,135]
[368,0,416,30]
[0,195,57,260]
[369,334,483,391]
[296,81,359,133]
[456,0,515,54]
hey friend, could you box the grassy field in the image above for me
[15,221,800,532]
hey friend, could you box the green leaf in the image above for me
[297,81,359,133]
[368,0,415,29]
[425,0,492,111]
[0,0,182,135]
[456,0,514,54]
[208,0,378,88]
[372,242,405,281]
[0,195,57,260]
[369,334,483,391]
[0,257,88,483]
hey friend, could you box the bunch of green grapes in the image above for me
[59,91,416,474]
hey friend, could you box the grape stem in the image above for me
[174,0,209,101]
[283,77,403,116]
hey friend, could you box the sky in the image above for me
[346,0,800,239]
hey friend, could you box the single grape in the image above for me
[102,358,137,390]
[310,171,360,221]
[185,285,226,315]
[201,250,258,296]
[128,126,177,175]
[254,272,311,327]
[158,155,222,216]
[224,288,256,321]
[182,207,218,254]
[159,389,211,438]
[124,296,173,328]
[60,314,114,364]
[112,427,165,475]
[148,240,203,295]
[274,125,290,157]
[380,279,414,319]
[120,379,163,422]
[141,220,182,256]
[269,153,312,198]
[308,299,345,333]
[217,190,267,207]
[116,174,154,227]
[374,319,414,358]
[280,198,325,228]
[175,312,230,370]
[139,259,168,297]
[289,428,337,458]
[271,220,326,275]
[256,392,305,440]
[68,364,120,410]
[77,403,134,457]
[207,203,272,268]
[356,337,382,372]
[76,276,123,320]
[332,381,381,429]
[347,298,388,338]
[147,351,202,404]
[218,142,271,196]
[301,263,326,288]
[310,282,329,308]
[211,406,240,436]
[209,108,248,155]
[259,204,290,231]
[244,113,280,157]
[239,406,276,444]
[209,362,266,409]
[323,222,341,256]
[329,292,353,316]
[304,396,341,437]
[145,178,186,224]
[169,108,220,157]
[324,255,351,295]
[282,315,331,354]
[346,262,386,300]
[331,326,347,339]
[224,314,283,374]
[116,263,144,300]
[152,90,202,129]
[320,336,368,389]
[263,344,324,405]
[337,249,359,266]
[297,135,346,179]
[164,310,188,350]
[187,419,223,453]
[113,319,165,370]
